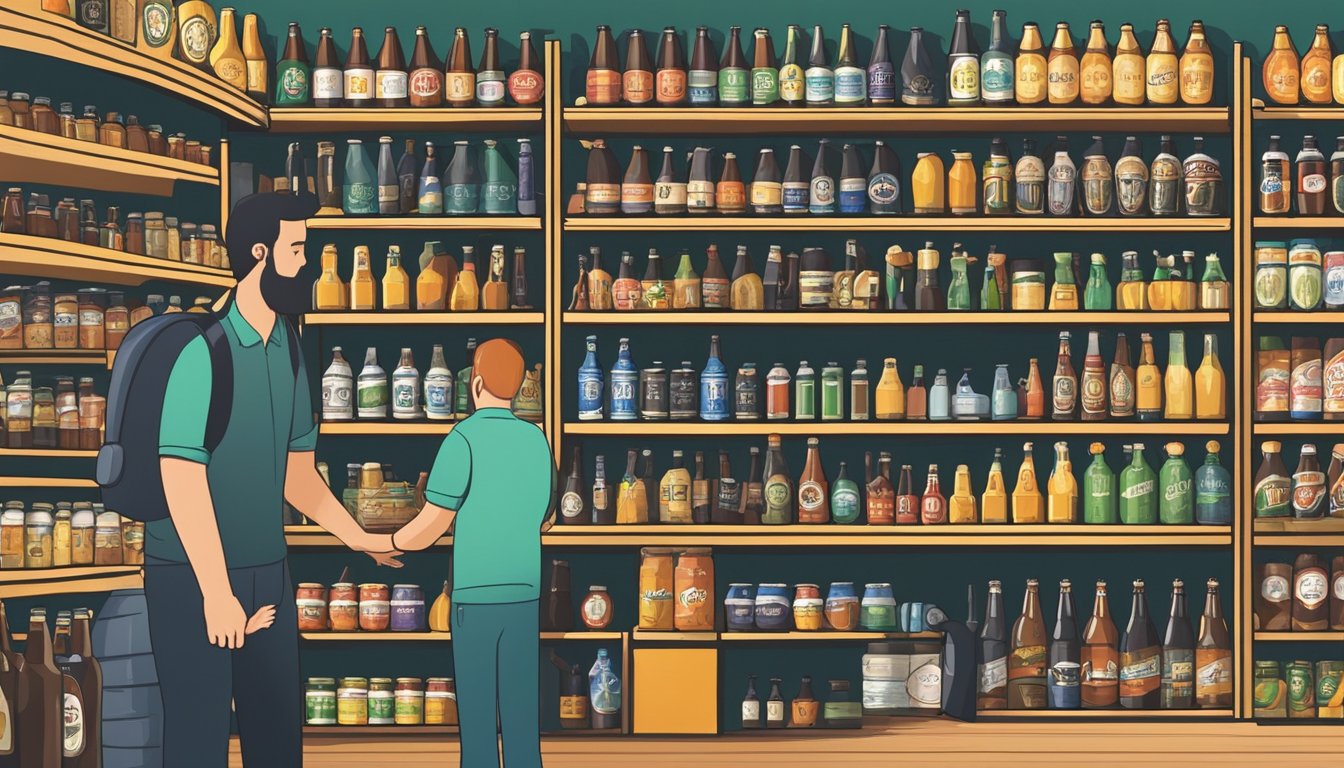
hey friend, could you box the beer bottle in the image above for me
[981,138,1012,216]
[947,152,977,216]
[584,25,621,105]
[808,138,836,215]
[688,26,719,106]
[919,464,945,524]
[1190,441,1231,525]
[640,449,659,520]
[1158,442,1194,524]
[374,27,408,109]
[865,454,897,527]
[948,464,976,524]
[1080,581,1120,708]
[742,675,761,729]
[1198,253,1230,310]
[1194,333,1226,419]
[382,246,411,310]
[1047,441,1078,523]
[838,144,866,215]
[418,141,443,214]
[1195,579,1232,707]
[1135,332,1162,420]
[981,10,1014,104]
[1015,22,1047,105]
[764,363,790,419]
[978,581,1009,710]
[1077,21,1111,105]
[830,461,861,524]
[1012,442,1044,523]
[719,26,749,106]
[750,28,779,106]
[778,25,805,107]
[587,247,613,311]
[210,7,247,91]
[686,147,715,213]
[655,27,688,106]
[1048,579,1080,709]
[1046,22,1079,105]
[659,450,692,524]
[1254,441,1292,518]
[782,144,809,214]
[717,153,746,215]
[764,677,785,729]
[1008,579,1048,709]
[689,451,711,524]
[1015,138,1045,214]
[702,245,730,309]
[1051,331,1077,421]
[1297,135,1328,215]
[901,26,938,106]
[1293,444,1327,519]
[616,450,646,524]
[1329,444,1344,518]
[406,28,443,108]
[874,358,905,420]
[1145,20,1179,105]
[654,146,687,215]
[947,9,980,106]
[621,145,654,215]
[1149,135,1183,215]
[730,245,764,310]
[742,447,764,525]
[1120,579,1161,709]
[273,22,311,107]
[833,24,865,106]
[1153,580,1195,711]
[1082,443,1117,523]
[981,448,1008,523]
[376,135,399,215]
[805,25,834,106]
[584,139,620,215]
[792,438,829,523]
[642,249,668,310]
[1116,251,1147,310]
[476,28,505,107]
[1301,25,1335,105]
[751,149,783,215]
[1113,136,1148,216]
[343,27,375,108]
[673,250,701,310]
[312,28,343,108]
[762,434,793,525]
[1120,442,1158,524]
[445,28,476,108]
[1081,137,1113,215]
[510,32,545,106]
[0,630,12,762]
[1180,21,1214,105]
[700,335,728,421]
[714,450,744,523]
[1108,23,1144,105]
[19,609,62,766]
[914,243,943,311]
[868,24,896,105]
[1047,137,1077,216]
[449,245,480,310]
[1023,358,1045,418]
[894,463,918,524]
[1164,331,1193,420]
[907,365,927,420]
[591,455,613,525]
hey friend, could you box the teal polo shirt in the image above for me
[151,303,316,567]
[426,408,554,604]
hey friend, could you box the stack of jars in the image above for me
[0,500,142,569]
[0,284,218,352]
[306,676,457,727]
[1,371,105,451]
[295,581,426,633]
[725,582,935,634]
[0,90,213,163]
[1253,660,1343,720]
[1252,239,1344,312]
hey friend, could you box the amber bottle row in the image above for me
[0,499,141,569]
[0,282,216,352]
[0,369,106,452]
[0,90,214,163]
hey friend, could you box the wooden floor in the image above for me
[229,718,1344,767]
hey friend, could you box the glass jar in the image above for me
[201,224,221,267]
[144,212,168,260]
[328,582,358,631]
[1254,241,1289,310]
[753,583,791,631]
[125,212,145,255]
[99,112,127,149]
[724,583,756,632]
[147,124,167,156]
[2,188,23,234]
[0,91,12,126]
[424,678,457,725]
[30,97,58,135]
[167,134,185,160]
[9,93,31,130]
[22,282,53,349]
[121,515,144,565]
[394,678,424,725]
[56,376,79,449]
[32,387,56,448]
[53,293,78,349]
[70,502,95,565]
[368,678,395,725]
[100,206,124,251]
[185,140,202,164]
[336,678,369,726]
[165,216,181,261]
[58,103,76,139]
[5,372,33,448]
[1288,238,1324,311]
[179,223,200,264]
[860,583,898,631]
[25,199,56,239]
[24,503,54,568]
[0,285,20,350]
[825,582,861,631]
[75,105,99,142]
[359,583,390,631]
[145,293,167,316]
[94,504,123,565]
[305,678,337,726]
[792,583,824,631]
[1,502,25,568]
[78,287,106,349]
[125,115,148,153]
[52,507,71,567]
[78,378,105,450]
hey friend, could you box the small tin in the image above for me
[390,584,425,632]
[734,363,761,420]
[792,583,823,631]
[669,362,698,421]
[724,583,756,632]
[639,364,668,420]
[754,583,791,631]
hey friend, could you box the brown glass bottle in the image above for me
[1119,579,1160,709]
[1081,580,1119,708]
[1109,332,1136,418]
[655,27,688,106]
[921,464,946,524]
[797,437,829,524]
[19,610,62,767]
[312,28,343,108]
[977,580,1008,709]
[691,451,711,524]
[61,609,101,766]
[374,26,408,108]
[1293,553,1329,630]
[509,32,544,106]
[717,153,746,215]
[1297,135,1328,215]
[559,446,588,525]
[0,601,21,677]
[1195,578,1233,707]
[702,245,730,309]
[569,254,590,311]
[1052,331,1077,421]
[621,145,654,215]
[445,28,475,108]
[623,30,655,105]
[895,464,919,525]
[713,450,741,524]
[475,28,505,107]
[1263,25,1300,105]
[343,27,374,109]
[866,453,895,525]
[1008,579,1048,709]
[587,25,621,105]
[1256,562,1293,630]
[408,26,444,108]
[907,365,927,420]
[741,447,764,525]
[1160,579,1195,709]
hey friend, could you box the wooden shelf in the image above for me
[977,709,1234,719]
[630,629,717,642]
[564,422,1231,437]
[0,232,235,288]
[284,526,450,548]
[1254,312,1344,324]
[0,448,97,458]
[299,631,624,642]
[564,107,1232,135]
[304,726,458,736]
[307,216,542,231]
[0,476,97,489]
[540,631,625,641]
[565,216,1232,233]
[0,350,110,366]
[1253,216,1344,229]
[1253,632,1343,642]
[268,108,543,133]
[0,124,218,197]
[304,312,545,326]
[563,311,1231,326]
[0,565,140,598]
[543,524,1232,548]
[318,422,456,436]
[1252,423,1344,435]
[720,631,942,642]
[1253,105,1344,120]
[1254,518,1344,534]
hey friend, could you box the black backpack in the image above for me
[96,304,299,522]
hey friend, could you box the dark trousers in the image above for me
[143,558,301,768]
[452,600,542,768]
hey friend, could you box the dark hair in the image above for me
[224,192,320,281]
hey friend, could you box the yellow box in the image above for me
[633,648,718,734]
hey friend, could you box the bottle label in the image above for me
[345,68,374,101]
[804,67,834,103]
[750,68,779,105]
[314,67,344,100]
[655,181,687,208]
[1052,374,1076,414]
[868,62,895,101]
[1296,570,1328,608]
[63,688,85,756]
[782,181,809,211]
[1118,649,1161,696]
[838,178,866,213]
[717,182,746,211]
[1121,480,1154,500]
[750,181,782,208]
[809,176,835,213]
[623,70,654,103]
[1015,55,1046,102]
[610,373,637,419]
[322,374,353,418]
[508,69,544,104]
[702,278,729,309]
[445,72,476,103]
[1195,650,1232,698]
[1302,173,1328,194]
[948,57,979,100]
[276,63,310,104]
[1081,371,1106,414]
[585,68,621,104]
[798,271,833,308]
[718,68,749,103]
[981,57,1013,99]
[1115,158,1149,215]
[700,375,727,418]
[832,487,860,522]
[561,491,584,520]
[766,700,784,722]
[687,70,717,105]
[1325,351,1344,412]
[142,1,172,47]
[1113,57,1145,101]
[834,66,866,103]
[867,488,894,524]
[1257,360,1290,413]
[1254,474,1290,518]
[409,68,443,100]
[375,71,408,100]
[868,173,900,207]
[1292,470,1326,516]
[476,77,506,105]
[1161,651,1195,707]
[178,11,210,63]
[742,701,760,721]
[656,69,687,104]
[586,183,621,206]
[978,657,1008,693]
[779,64,805,102]
[798,480,826,512]
[578,373,604,419]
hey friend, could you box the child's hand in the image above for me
[245,605,276,635]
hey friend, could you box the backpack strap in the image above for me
[202,318,235,456]
[282,315,301,378]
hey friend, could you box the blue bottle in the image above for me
[445,140,479,215]
[866,25,896,104]
[1194,441,1232,525]
[481,139,517,215]
[516,138,536,216]
[589,648,622,729]
[342,138,377,215]
[578,335,604,421]
[700,334,728,421]
[952,368,989,420]
[991,364,1017,420]
[837,144,867,214]
[928,368,950,421]
[610,337,638,421]
[417,141,443,214]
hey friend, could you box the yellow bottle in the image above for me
[658,450,693,524]
[1301,25,1334,105]
[1194,332,1225,420]
[949,464,978,524]
[1047,441,1078,524]
[1145,19,1179,105]
[1015,23,1048,105]
[911,153,945,214]
[1136,332,1163,418]
[1179,21,1214,105]
[1047,22,1080,104]
[450,246,481,311]
[1263,26,1300,106]
[947,152,977,215]
[1116,251,1148,310]
[981,448,1008,524]
[1012,441,1045,524]
[350,245,376,310]
[1112,23,1146,105]
[1147,252,1173,310]
[209,7,248,91]
[1172,252,1197,311]
[875,357,905,420]
[382,246,410,310]
[416,242,453,310]
[1334,52,1344,104]
[241,12,268,102]
[1079,21,1112,105]
[1163,330,1193,420]
[313,244,348,310]
[483,245,510,310]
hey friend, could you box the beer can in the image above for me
[1324,251,1344,310]
[1287,661,1316,718]
[1316,660,1343,718]
[639,365,668,420]
[669,363,698,421]
[734,364,761,420]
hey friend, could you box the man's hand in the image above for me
[352,531,404,568]
[203,592,249,649]
[367,551,404,568]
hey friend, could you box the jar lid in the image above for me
[587,585,608,592]
[33,97,51,106]
[795,583,820,590]
[391,584,421,590]
[11,92,29,100]
[1255,241,1288,249]
[330,581,354,588]
[865,642,898,655]
[308,677,337,685]
[358,583,389,590]
[1289,238,1319,248]
[395,677,422,685]
[296,582,325,589]
[864,582,893,589]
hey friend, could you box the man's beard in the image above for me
[261,256,311,315]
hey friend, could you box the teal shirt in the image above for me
[152,303,316,567]
[426,408,554,604]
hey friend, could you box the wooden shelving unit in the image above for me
[0,123,218,196]
[0,232,235,288]
[1253,312,1344,324]
[0,476,97,489]
[1252,103,1344,120]
[307,216,542,231]
[1250,423,1344,435]
[0,448,98,458]
[1252,216,1344,229]
[977,709,1235,719]
[283,526,449,548]
[565,216,1232,233]
[268,108,543,133]
[1253,632,1343,642]
[565,422,1231,437]
[719,631,942,642]
[563,311,1231,326]
[631,629,718,643]
[318,422,456,436]
[0,349,111,366]
[0,565,141,598]
[303,312,545,326]
[300,631,624,642]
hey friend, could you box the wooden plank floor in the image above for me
[229,718,1344,767]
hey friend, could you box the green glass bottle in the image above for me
[795,361,816,420]
[830,461,861,524]
[820,362,844,421]
[1082,442,1117,523]
[274,22,312,106]
[1083,252,1113,310]
[947,246,973,310]
[481,139,518,215]
[981,257,1002,310]
[1158,441,1193,524]
[673,251,701,309]
[1119,442,1157,524]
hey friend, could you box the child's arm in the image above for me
[245,605,276,634]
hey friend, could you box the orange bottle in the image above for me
[1301,25,1333,105]
[1263,26,1300,105]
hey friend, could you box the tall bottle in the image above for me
[868,24,896,105]
[1301,25,1333,105]
[343,27,374,108]
[312,28,344,108]
[209,7,247,91]
[1047,22,1079,104]
[1297,135,1328,215]
[895,464,918,525]
[19,609,62,767]
[1119,580,1160,709]
[1120,443,1158,524]
[659,450,692,524]
[947,10,981,106]
[1194,579,1232,707]
[1081,137,1113,215]
[688,26,719,106]
[1083,443,1117,523]
[1145,20,1179,105]
[1079,21,1112,105]
[717,152,746,215]
[445,28,476,108]
[1195,333,1225,419]
[978,581,1009,710]
[805,24,834,106]
[655,146,687,215]
[1015,138,1045,214]
[700,335,727,421]
[1084,254,1113,310]
[833,24,866,106]
[1012,442,1044,523]
[609,338,637,421]
[577,336,604,421]
[778,25,805,107]
[982,448,1009,523]
[450,245,481,310]
[901,26,938,105]
[1195,441,1232,525]
[831,461,861,524]
[349,245,376,310]
[397,139,420,214]
[809,139,836,215]
[751,28,779,106]
[273,22,311,106]
[621,145,654,216]
[1051,331,1077,420]
[656,27,688,106]
[1110,23,1145,105]
[445,140,480,215]
[418,141,443,214]
[981,10,1014,104]
[1161,579,1195,709]
[374,26,408,108]
[1115,136,1149,216]
[762,434,793,525]
[1136,333,1162,420]
[718,26,749,107]
[1015,22,1047,105]
[382,245,410,310]
[1180,21,1214,105]
[424,345,454,422]
[982,138,1012,215]
[377,136,399,215]
[475,28,505,107]
[1047,441,1078,523]
[1164,331,1193,420]
[797,437,829,524]
[867,452,895,525]
[1007,579,1048,709]
[1159,442,1194,524]
[561,446,588,525]
[1048,579,1081,709]
[1081,581,1119,708]
[408,26,444,107]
